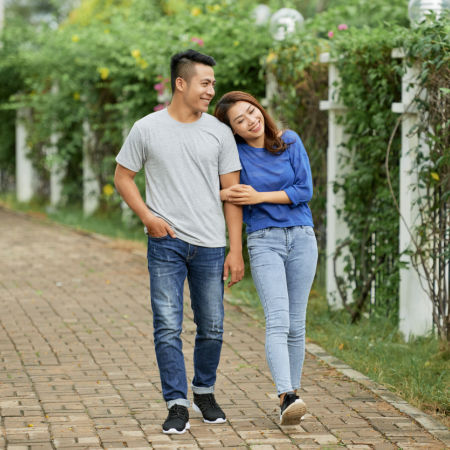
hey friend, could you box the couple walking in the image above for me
[114,49,317,434]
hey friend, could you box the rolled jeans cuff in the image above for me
[191,384,214,394]
[167,398,190,409]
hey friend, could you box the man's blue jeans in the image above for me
[147,235,225,408]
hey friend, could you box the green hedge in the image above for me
[268,11,449,322]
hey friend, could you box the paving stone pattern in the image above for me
[0,208,447,449]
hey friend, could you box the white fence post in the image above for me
[392,48,433,339]
[46,84,65,208]
[319,53,352,309]
[47,131,65,207]
[16,108,38,202]
[82,121,100,216]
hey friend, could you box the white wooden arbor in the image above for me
[15,112,101,216]
[320,51,433,339]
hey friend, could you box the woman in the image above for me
[214,91,317,425]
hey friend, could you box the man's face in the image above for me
[182,63,216,113]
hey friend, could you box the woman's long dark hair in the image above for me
[214,91,288,154]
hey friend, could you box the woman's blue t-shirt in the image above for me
[238,130,314,233]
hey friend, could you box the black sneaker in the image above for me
[280,392,306,425]
[193,393,226,424]
[162,404,190,434]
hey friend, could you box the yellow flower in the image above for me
[191,6,202,16]
[207,4,221,12]
[139,59,149,69]
[103,184,114,197]
[73,92,80,101]
[266,52,277,63]
[431,172,440,181]
[104,28,110,34]
[233,40,239,47]
[97,67,109,80]
[424,361,431,367]
[71,34,80,43]
[131,49,141,59]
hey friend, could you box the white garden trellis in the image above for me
[319,52,351,310]
[14,110,101,216]
[320,51,433,339]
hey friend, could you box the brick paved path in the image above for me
[0,208,447,449]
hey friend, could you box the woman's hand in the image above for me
[224,184,263,205]
[220,186,233,202]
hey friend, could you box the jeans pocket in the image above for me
[248,228,268,240]
[148,234,169,240]
[303,226,315,237]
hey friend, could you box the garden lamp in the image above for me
[269,7,304,41]
[252,4,271,25]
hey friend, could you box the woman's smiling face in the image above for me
[227,101,265,148]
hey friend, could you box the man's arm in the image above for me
[114,164,175,238]
[220,171,244,287]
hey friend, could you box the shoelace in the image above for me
[196,394,218,409]
[169,404,188,419]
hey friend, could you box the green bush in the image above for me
[1,0,272,204]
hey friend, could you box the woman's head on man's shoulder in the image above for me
[214,91,289,154]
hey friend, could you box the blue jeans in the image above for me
[247,226,317,396]
[147,236,225,408]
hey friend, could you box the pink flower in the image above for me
[328,31,334,38]
[190,37,204,47]
[338,23,348,30]
[153,104,165,111]
[154,83,164,93]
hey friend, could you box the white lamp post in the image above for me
[408,0,450,24]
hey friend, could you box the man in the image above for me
[114,49,244,434]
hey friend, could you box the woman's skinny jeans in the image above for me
[247,226,317,396]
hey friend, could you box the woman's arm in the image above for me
[222,132,313,206]
[283,132,313,206]
[224,184,291,205]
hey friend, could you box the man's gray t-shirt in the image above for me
[116,109,241,247]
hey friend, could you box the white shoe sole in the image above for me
[193,403,227,423]
[280,399,307,425]
[162,421,190,434]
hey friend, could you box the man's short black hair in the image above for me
[170,49,216,93]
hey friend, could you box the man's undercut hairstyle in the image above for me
[170,49,216,93]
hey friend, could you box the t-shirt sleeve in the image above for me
[218,126,242,175]
[283,131,313,206]
[115,123,145,173]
